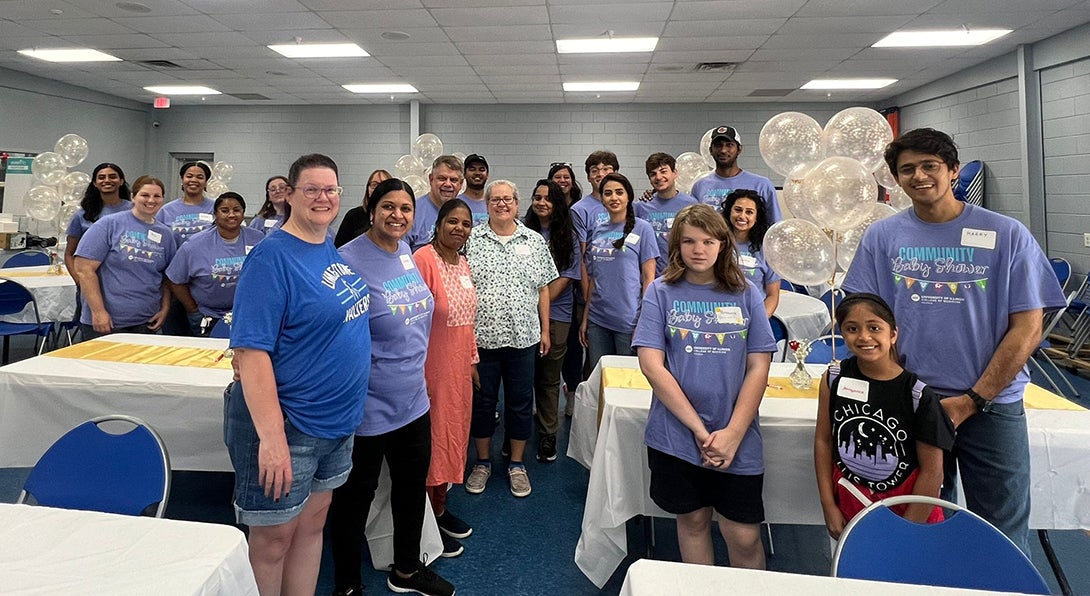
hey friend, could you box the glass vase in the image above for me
[789,359,813,390]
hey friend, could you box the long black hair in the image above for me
[80,162,130,223]
[600,172,636,250]
[722,189,770,254]
[524,179,574,272]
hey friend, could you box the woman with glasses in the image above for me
[248,175,289,235]
[335,168,391,248]
[226,154,371,596]
[166,192,265,336]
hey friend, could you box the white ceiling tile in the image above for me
[243,30,349,45]
[183,0,312,14]
[150,32,260,46]
[444,25,551,42]
[112,14,231,33]
[64,0,196,17]
[794,0,943,17]
[473,64,559,75]
[21,17,136,35]
[650,50,754,64]
[300,0,422,10]
[775,15,917,35]
[463,53,557,66]
[62,34,171,49]
[547,3,671,24]
[662,18,785,37]
[316,9,439,29]
[0,1,97,19]
[213,12,333,31]
[429,5,548,26]
[454,40,555,54]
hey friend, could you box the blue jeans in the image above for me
[585,322,635,373]
[940,400,1031,555]
[471,344,537,443]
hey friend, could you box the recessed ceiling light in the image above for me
[144,85,222,95]
[563,81,640,92]
[268,43,369,58]
[343,83,418,94]
[381,31,411,41]
[115,2,152,13]
[873,29,1012,47]
[556,37,658,54]
[18,48,121,62]
[801,79,897,90]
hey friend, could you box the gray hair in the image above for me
[431,154,463,174]
[484,179,518,202]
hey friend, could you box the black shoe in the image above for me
[536,433,557,463]
[437,509,472,538]
[332,585,364,596]
[387,561,455,596]
[440,532,464,558]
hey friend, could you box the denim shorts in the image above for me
[223,381,353,526]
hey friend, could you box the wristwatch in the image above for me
[966,388,993,413]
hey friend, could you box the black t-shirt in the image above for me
[828,356,955,492]
[334,206,368,248]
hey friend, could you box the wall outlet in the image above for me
[1085,233,1090,248]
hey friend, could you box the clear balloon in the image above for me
[54,134,89,168]
[402,174,429,199]
[823,107,893,173]
[759,112,825,177]
[57,203,80,233]
[764,218,837,286]
[678,169,712,195]
[698,128,715,169]
[394,154,427,179]
[206,179,229,197]
[676,151,709,192]
[451,152,467,164]
[61,171,91,201]
[780,162,819,224]
[212,161,234,184]
[836,202,897,270]
[872,163,898,190]
[25,185,62,221]
[887,184,913,210]
[411,133,444,165]
[802,156,878,232]
[33,152,67,186]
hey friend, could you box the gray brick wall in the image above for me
[1041,56,1090,279]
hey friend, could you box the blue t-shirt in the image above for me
[248,213,283,235]
[633,278,777,474]
[571,195,609,245]
[540,228,581,323]
[690,171,782,223]
[635,191,698,275]
[230,231,371,439]
[843,204,1065,404]
[735,241,780,297]
[65,200,132,239]
[339,234,434,436]
[165,226,265,318]
[585,218,659,333]
[75,211,177,328]
[157,197,216,246]
[463,195,490,227]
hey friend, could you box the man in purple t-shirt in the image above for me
[690,125,781,223]
[407,155,465,251]
[843,128,1065,554]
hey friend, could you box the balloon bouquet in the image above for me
[205,161,235,197]
[756,107,902,367]
[24,134,91,237]
[393,133,447,198]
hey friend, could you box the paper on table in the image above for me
[48,340,232,370]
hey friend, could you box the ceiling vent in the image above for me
[694,62,737,72]
[138,60,183,69]
[226,92,271,101]
[748,88,795,97]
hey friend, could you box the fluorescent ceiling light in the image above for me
[18,48,121,62]
[564,81,640,92]
[801,79,896,90]
[343,83,418,94]
[144,85,222,95]
[556,37,658,54]
[873,29,1012,47]
[268,43,369,58]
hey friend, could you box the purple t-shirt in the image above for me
[156,197,216,246]
[463,195,489,227]
[165,226,265,318]
[633,278,777,474]
[248,213,283,235]
[735,241,780,297]
[635,191,698,275]
[585,218,659,333]
[65,200,132,238]
[74,211,177,327]
[231,231,371,439]
[571,194,609,244]
[540,228,581,323]
[843,204,1065,403]
[407,194,443,252]
[339,234,434,436]
[690,171,782,223]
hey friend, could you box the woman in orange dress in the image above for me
[413,198,479,557]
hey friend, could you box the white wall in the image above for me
[1041,56,1090,275]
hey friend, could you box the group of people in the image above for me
[60,124,1063,596]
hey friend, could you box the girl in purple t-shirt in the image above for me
[632,203,776,570]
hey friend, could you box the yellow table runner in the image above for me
[0,270,68,279]
[601,367,1085,411]
[47,340,232,370]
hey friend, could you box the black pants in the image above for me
[329,412,431,586]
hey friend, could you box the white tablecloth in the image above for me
[0,503,258,595]
[619,559,1028,596]
[774,290,830,343]
[0,266,77,324]
[571,356,1090,588]
[0,334,442,570]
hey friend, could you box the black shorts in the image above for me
[647,447,765,524]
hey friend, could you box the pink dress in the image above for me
[414,245,479,486]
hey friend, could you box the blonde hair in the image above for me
[661,204,746,292]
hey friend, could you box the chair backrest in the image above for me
[18,415,172,518]
[954,159,984,206]
[2,250,51,268]
[805,334,845,364]
[833,495,1049,594]
[209,318,231,339]
[1050,257,1071,292]
[779,279,806,294]
[0,278,37,319]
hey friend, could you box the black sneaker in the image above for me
[440,532,464,558]
[387,561,455,596]
[537,433,557,463]
[437,510,472,538]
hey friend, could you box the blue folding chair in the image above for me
[1050,257,1071,292]
[17,415,171,517]
[0,278,53,363]
[209,318,231,339]
[2,250,51,268]
[833,495,1050,594]
[769,315,788,361]
[779,279,807,294]
[805,334,846,364]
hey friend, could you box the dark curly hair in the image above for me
[722,189,769,254]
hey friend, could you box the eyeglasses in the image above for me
[267,185,289,194]
[896,161,945,177]
[298,186,343,199]
[488,197,516,205]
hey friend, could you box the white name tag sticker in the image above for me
[513,244,531,256]
[665,217,675,228]
[624,233,640,246]
[714,306,744,325]
[198,212,214,223]
[264,219,276,228]
[147,230,162,243]
[837,377,870,402]
[961,227,996,250]
[459,275,473,289]
[399,254,415,270]
[738,255,757,268]
[245,245,253,255]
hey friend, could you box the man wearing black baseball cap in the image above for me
[691,125,782,222]
[463,154,490,225]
